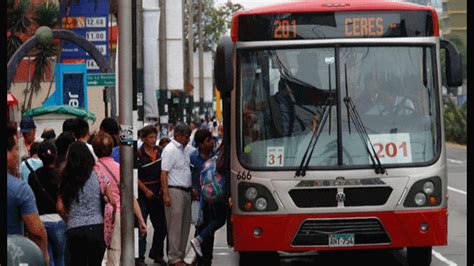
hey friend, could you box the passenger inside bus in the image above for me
[268,79,296,138]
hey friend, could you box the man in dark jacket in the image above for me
[136,125,167,265]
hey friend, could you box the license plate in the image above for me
[328,233,355,247]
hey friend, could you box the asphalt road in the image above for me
[143,143,466,266]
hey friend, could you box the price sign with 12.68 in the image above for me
[86,17,106,28]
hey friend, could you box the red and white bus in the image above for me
[214,1,462,265]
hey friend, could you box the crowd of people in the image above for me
[7,115,227,266]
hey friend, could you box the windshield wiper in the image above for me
[342,64,385,174]
[295,61,335,177]
[295,97,333,177]
[343,96,386,174]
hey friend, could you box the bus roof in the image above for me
[231,0,438,42]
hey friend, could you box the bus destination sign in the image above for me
[238,11,434,41]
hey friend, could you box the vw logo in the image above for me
[336,192,346,202]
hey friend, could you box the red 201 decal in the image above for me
[374,142,407,158]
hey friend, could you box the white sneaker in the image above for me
[184,245,197,264]
[190,238,203,257]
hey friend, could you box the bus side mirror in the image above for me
[441,39,463,87]
[214,35,235,94]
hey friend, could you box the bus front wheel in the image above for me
[407,246,432,266]
[239,251,279,266]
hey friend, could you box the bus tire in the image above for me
[407,246,432,266]
[239,251,279,266]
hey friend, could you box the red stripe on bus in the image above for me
[231,208,447,251]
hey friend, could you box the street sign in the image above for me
[87,73,116,86]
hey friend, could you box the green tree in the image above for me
[203,1,243,51]
[7,0,60,112]
[183,0,242,91]
[7,0,32,61]
[444,100,466,144]
[185,0,242,52]
[26,1,60,111]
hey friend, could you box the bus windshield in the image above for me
[238,45,439,170]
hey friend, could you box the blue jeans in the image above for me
[196,201,227,243]
[43,220,66,266]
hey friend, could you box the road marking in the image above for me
[448,186,467,195]
[432,249,457,266]
[447,159,464,164]
[214,252,231,256]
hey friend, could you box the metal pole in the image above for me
[198,0,204,115]
[187,0,194,119]
[118,0,135,264]
[181,0,187,122]
[159,0,168,122]
[137,0,144,119]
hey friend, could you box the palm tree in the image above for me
[25,1,60,111]
[7,0,34,112]
[7,0,60,112]
[7,0,32,61]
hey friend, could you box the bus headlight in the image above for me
[245,187,258,200]
[255,198,268,211]
[403,176,442,208]
[423,181,435,195]
[238,182,278,212]
[414,193,427,206]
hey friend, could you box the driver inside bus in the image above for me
[364,74,415,116]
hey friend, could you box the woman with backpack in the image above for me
[189,134,228,264]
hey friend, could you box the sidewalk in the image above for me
[102,220,236,265]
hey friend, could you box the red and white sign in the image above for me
[368,133,412,164]
[267,147,285,167]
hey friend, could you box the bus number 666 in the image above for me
[237,170,252,180]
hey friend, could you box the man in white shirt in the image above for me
[161,122,193,266]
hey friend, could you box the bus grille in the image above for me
[289,187,392,208]
[292,218,391,246]
[343,187,392,206]
[289,189,338,207]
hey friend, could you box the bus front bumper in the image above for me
[232,208,447,251]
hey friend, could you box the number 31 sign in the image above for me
[368,133,412,164]
[267,147,285,167]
